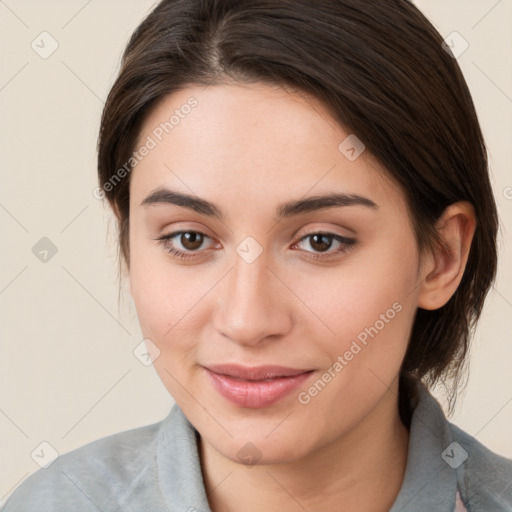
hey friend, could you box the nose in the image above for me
[212,249,293,347]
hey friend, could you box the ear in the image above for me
[417,201,476,310]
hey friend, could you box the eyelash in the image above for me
[155,230,357,261]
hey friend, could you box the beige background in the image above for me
[1,0,511,504]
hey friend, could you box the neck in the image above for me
[199,388,410,512]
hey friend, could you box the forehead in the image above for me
[130,82,405,215]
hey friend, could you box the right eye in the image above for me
[155,231,217,260]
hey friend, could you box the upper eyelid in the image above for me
[158,230,216,248]
[159,228,351,239]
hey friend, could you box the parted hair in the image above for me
[97,0,499,413]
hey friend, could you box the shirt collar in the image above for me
[157,382,459,512]
[157,406,211,512]
[389,381,459,511]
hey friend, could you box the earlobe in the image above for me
[417,202,476,310]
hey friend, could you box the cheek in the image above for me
[288,247,418,423]
[129,237,190,342]
[131,265,200,339]
[129,256,204,398]
[297,235,419,368]
[129,243,224,380]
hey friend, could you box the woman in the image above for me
[3,0,511,511]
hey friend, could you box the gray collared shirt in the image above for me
[2,384,512,511]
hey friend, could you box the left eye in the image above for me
[294,233,356,257]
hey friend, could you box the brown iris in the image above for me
[179,232,205,251]
[308,234,333,252]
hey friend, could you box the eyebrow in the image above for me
[140,187,378,219]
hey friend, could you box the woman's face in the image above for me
[128,82,422,464]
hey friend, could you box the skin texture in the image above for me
[127,82,476,512]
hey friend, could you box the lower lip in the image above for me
[204,368,314,408]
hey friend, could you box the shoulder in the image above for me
[1,417,166,512]
[449,422,512,510]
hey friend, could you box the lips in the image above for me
[203,364,314,408]
[205,364,311,380]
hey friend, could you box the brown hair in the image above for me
[97,0,499,410]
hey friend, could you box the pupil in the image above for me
[182,232,203,250]
[311,234,332,252]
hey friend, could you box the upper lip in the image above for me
[204,364,312,381]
